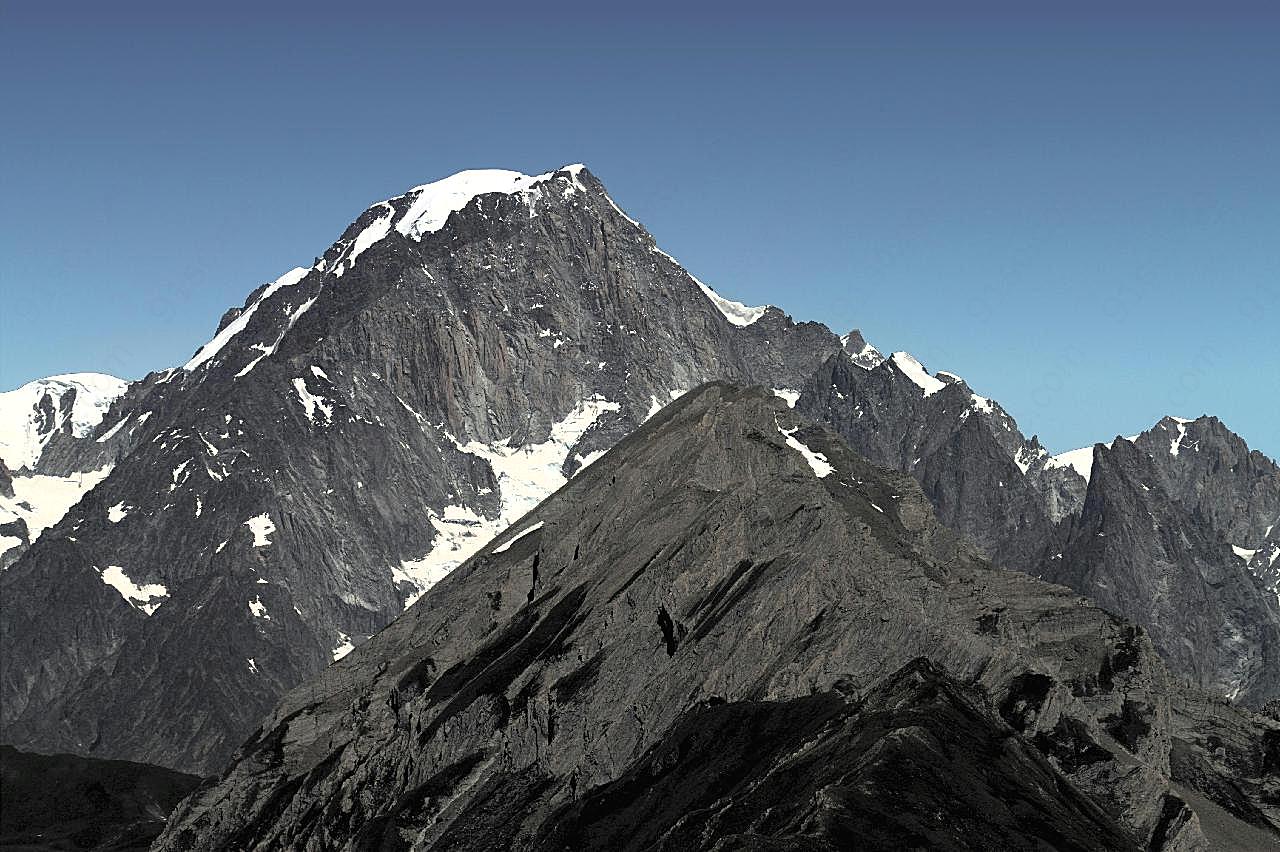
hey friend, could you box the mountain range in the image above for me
[155,384,1278,850]
[1,164,1276,846]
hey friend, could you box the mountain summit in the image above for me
[0,166,841,773]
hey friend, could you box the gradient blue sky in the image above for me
[3,1,1277,457]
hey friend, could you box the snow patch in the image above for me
[107,502,129,523]
[340,203,394,273]
[574,449,607,471]
[244,513,275,547]
[1232,545,1258,562]
[393,505,494,608]
[778,423,834,478]
[248,595,271,619]
[1046,446,1097,482]
[0,464,114,543]
[394,169,576,240]
[492,521,544,554]
[100,565,168,615]
[331,631,355,662]
[95,415,131,444]
[233,295,322,378]
[772,389,800,408]
[452,395,619,525]
[394,397,618,606]
[890,352,946,397]
[1169,421,1195,456]
[970,394,994,414]
[842,334,886,369]
[184,267,309,371]
[1014,444,1047,475]
[292,378,334,424]
[694,281,767,327]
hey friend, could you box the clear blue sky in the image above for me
[3,1,1276,457]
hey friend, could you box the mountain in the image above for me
[0,745,200,851]
[1034,417,1280,705]
[4,164,1277,782]
[0,166,844,774]
[796,346,1087,567]
[154,384,1280,850]
[796,347,1280,706]
[0,373,129,569]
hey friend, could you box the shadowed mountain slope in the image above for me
[0,745,200,851]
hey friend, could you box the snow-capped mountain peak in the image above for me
[0,373,128,472]
[840,329,885,369]
[394,166,587,240]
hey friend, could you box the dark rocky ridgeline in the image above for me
[0,744,201,851]
[798,347,1280,707]
[0,167,843,774]
[154,385,1278,851]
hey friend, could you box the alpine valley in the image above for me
[2,166,1276,849]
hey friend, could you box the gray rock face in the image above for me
[153,385,1278,850]
[1034,429,1280,707]
[0,168,843,774]
[797,349,1280,707]
[794,346,1088,591]
[1132,416,1280,547]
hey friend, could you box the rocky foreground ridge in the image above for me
[155,385,1279,851]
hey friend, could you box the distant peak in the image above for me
[4,373,127,395]
[840,329,885,369]
[0,372,129,471]
[1046,445,1097,482]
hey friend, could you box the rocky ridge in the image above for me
[154,384,1280,850]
